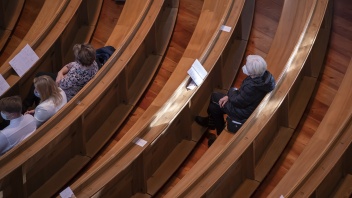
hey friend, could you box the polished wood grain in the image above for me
[0,0,105,196]
[254,0,352,196]
[0,0,349,196]
[0,0,25,52]
[0,0,44,63]
[153,0,351,196]
[269,58,352,197]
[156,0,282,195]
[77,0,204,167]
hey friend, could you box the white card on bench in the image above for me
[187,59,207,86]
[220,25,231,32]
[133,138,147,147]
[0,74,10,96]
[9,44,39,77]
[59,187,75,198]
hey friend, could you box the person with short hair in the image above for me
[25,75,67,127]
[195,55,276,146]
[0,96,36,155]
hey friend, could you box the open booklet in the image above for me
[187,59,207,90]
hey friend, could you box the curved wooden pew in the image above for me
[0,0,25,52]
[0,0,103,97]
[0,0,69,67]
[165,0,333,197]
[0,0,103,197]
[269,58,352,198]
[69,0,253,197]
[0,0,176,197]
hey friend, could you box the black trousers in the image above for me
[207,92,231,135]
[207,92,243,135]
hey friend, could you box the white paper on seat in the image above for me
[0,74,10,96]
[133,137,147,147]
[9,44,39,77]
[187,59,207,87]
[59,187,75,198]
[220,25,232,32]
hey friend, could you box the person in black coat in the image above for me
[196,55,275,144]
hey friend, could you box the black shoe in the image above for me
[208,133,217,147]
[195,116,215,130]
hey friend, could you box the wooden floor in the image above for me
[6,0,350,196]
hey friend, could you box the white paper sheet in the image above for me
[186,80,197,90]
[220,25,231,32]
[187,59,207,87]
[133,138,147,147]
[9,44,39,77]
[0,75,10,96]
[59,187,75,198]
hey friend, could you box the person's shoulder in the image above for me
[58,87,68,103]
[23,114,36,123]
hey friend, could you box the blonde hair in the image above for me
[245,55,267,77]
[34,75,63,106]
[73,43,96,66]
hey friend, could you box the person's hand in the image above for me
[56,73,64,84]
[24,110,35,115]
[219,96,228,108]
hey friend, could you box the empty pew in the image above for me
[0,0,176,197]
[165,0,333,197]
[0,0,25,52]
[69,0,253,196]
[268,58,352,198]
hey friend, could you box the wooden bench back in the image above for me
[0,0,176,197]
[69,0,252,196]
[0,0,25,51]
[165,0,333,197]
[0,0,70,75]
[0,0,104,196]
[269,58,352,198]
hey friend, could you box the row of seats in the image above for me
[0,0,24,52]
[0,0,71,82]
[0,0,103,196]
[269,58,352,197]
[0,0,178,197]
[68,0,253,197]
[0,0,344,197]
[165,0,333,197]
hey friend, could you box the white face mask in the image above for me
[34,89,41,98]
[242,65,250,76]
[1,112,10,120]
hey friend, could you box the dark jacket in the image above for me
[225,70,275,121]
[96,46,116,69]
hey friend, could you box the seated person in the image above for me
[24,43,99,111]
[56,43,99,101]
[95,45,116,69]
[196,55,276,145]
[25,75,67,127]
[0,96,36,155]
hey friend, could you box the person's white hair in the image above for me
[244,55,267,77]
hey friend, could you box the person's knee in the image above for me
[207,103,220,115]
